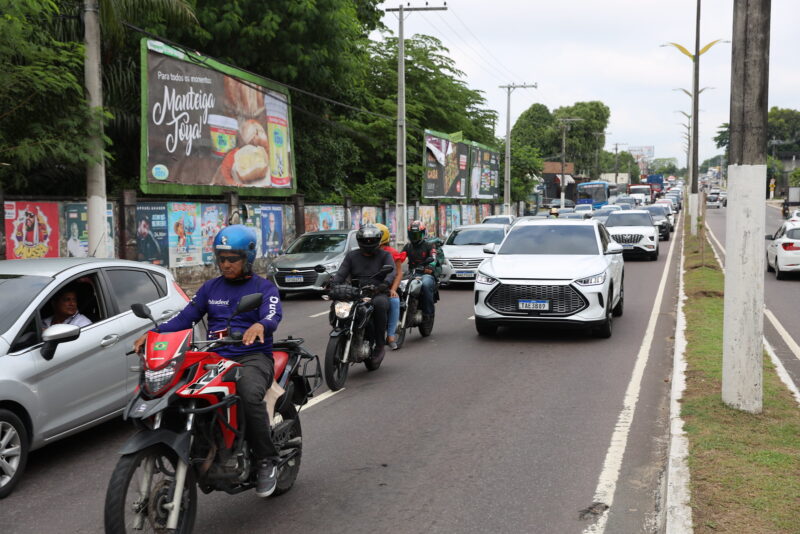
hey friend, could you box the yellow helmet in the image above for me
[374,223,390,246]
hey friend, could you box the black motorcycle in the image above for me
[318,264,392,391]
[394,267,435,349]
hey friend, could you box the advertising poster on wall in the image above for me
[317,206,337,231]
[387,207,397,240]
[243,204,265,258]
[200,204,228,264]
[470,143,501,199]
[63,203,115,257]
[462,204,476,226]
[283,205,296,246]
[437,204,447,237]
[260,205,283,256]
[350,207,362,230]
[4,201,59,259]
[141,40,295,197]
[480,204,492,220]
[167,202,202,266]
[303,206,320,233]
[361,206,378,226]
[423,130,469,199]
[136,203,169,265]
[418,205,436,237]
[446,205,461,236]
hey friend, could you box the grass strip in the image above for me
[681,228,800,533]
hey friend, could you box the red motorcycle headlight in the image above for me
[144,356,183,396]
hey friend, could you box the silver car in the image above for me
[266,230,357,295]
[440,224,508,285]
[0,258,191,498]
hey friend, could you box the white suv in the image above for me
[473,219,624,338]
[603,210,660,261]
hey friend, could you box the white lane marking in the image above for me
[468,315,475,321]
[300,388,343,411]
[705,224,800,364]
[666,240,693,533]
[583,215,680,534]
[309,310,329,318]
[764,337,800,407]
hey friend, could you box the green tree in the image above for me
[651,157,679,176]
[552,101,611,176]
[0,0,94,194]
[789,168,800,187]
[767,107,800,156]
[510,103,556,158]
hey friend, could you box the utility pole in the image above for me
[386,3,447,246]
[593,131,609,180]
[557,118,582,207]
[722,0,770,414]
[612,142,627,184]
[84,0,108,257]
[500,83,537,214]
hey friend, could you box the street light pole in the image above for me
[386,3,447,246]
[556,118,582,207]
[499,83,537,215]
[612,142,627,184]
[593,131,609,180]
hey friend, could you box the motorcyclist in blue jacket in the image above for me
[133,225,283,497]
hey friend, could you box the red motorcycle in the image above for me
[104,293,321,533]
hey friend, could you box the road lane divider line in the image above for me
[705,224,800,365]
[309,310,329,318]
[468,315,475,320]
[763,337,800,407]
[300,389,343,411]
[583,214,681,534]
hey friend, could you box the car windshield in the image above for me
[643,206,668,217]
[499,225,599,255]
[707,195,719,201]
[446,228,505,246]
[593,208,615,217]
[286,234,348,254]
[575,205,592,211]
[786,228,800,240]
[604,213,653,227]
[0,275,51,335]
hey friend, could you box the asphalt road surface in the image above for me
[704,202,800,390]
[1,223,684,534]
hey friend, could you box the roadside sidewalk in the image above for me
[664,219,800,533]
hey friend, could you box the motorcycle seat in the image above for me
[273,350,289,380]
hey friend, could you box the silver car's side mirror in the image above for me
[765,234,774,240]
[606,242,624,255]
[483,243,496,254]
[41,323,81,361]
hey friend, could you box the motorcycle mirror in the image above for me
[236,293,263,314]
[131,303,158,330]
[313,264,326,273]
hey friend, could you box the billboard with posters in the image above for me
[260,205,283,256]
[469,142,501,199]
[141,39,295,197]
[5,201,59,259]
[424,130,469,199]
[136,203,169,265]
[63,203,115,258]
[167,202,202,267]
[200,204,228,264]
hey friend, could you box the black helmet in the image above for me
[407,220,426,244]
[356,225,382,254]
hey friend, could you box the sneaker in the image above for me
[388,340,399,351]
[255,460,277,498]
[371,345,386,365]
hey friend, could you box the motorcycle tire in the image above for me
[418,314,434,337]
[395,324,407,350]
[364,343,383,372]
[104,445,196,534]
[324,336,349,391]
[273,404,302,497]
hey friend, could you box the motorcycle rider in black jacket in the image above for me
[401,221,438,321]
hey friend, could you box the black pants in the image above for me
[236,352,279,460]
[369,293,390,349]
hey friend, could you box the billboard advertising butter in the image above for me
[141,40,295,197]
[423,130,469,199]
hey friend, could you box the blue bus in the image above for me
[576,181,620,209]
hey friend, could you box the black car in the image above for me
[642,205,671,240]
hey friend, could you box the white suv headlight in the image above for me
[575,271,607,286]
[475,272,497,285]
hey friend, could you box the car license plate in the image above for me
[518,299,549,311]
[285,275,304,283]
[623,244,634,249]
[455,271,473,278]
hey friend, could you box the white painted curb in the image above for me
[665,239,693,533]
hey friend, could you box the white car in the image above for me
[630,193,647,206]
[766,221,800,280]
[473,219,624,338]
[440,224,508,284]
[603,210,660,260]
[786,209,800,223]
[574,204,594,216]
[705,194,722,209]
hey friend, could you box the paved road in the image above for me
[1,225,684,534]
[704,202,800,389]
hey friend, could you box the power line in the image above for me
[449,7,526,84]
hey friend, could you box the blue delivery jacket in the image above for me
[157,274,282,359]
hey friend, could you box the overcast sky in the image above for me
[375,0,797,167]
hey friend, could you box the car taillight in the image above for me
[781,242,800,251]
[173,281,190,301]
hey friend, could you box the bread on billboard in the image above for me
[239,119,270,151]
[223,76,264,119]
[232,145,269,183]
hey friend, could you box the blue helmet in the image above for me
[213,225,257,273]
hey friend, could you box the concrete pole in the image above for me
[688,0,701,237]
[499,83,537,215]
[84,0,107,257]
[560,125,567,209]
[722,0,770,414]
[395,4,407,246]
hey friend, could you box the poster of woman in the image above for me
[418,205,436,238]
[350,207,362,230]
[318,206,336,231]
[167,202,202,266]
[261,205,283,255]
[4,201,59,259]
[361,206,377,226]
[201,204,228,264]
[437,204,447,237]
